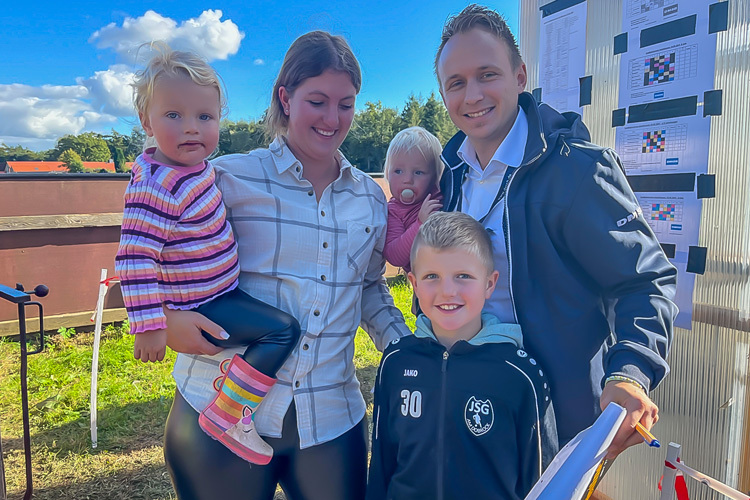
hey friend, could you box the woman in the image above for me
[161,31,409,500]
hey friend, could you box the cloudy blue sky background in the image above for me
[0,1,519,151]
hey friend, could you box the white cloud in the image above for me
[77,65,137,116]
[3,10,244,151]
[90,10,244,62]
[0,79,122,150]
[253,58,265,66]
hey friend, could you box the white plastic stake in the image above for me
[90,269,108,449]
[659,442,681,500]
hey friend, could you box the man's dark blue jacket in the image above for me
[440,92,678,442]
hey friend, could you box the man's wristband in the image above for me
[605,375,646,392]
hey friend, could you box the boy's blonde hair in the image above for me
[411,212,494,273]
[384,126,444,187]
[133,42,227,117]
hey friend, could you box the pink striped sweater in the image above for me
[383,187,442,273]
[115,151,239,334]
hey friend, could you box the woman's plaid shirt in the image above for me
[172,138,409,448]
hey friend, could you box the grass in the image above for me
[0,278,415,500]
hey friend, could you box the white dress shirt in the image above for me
[458,106,529,323]
[172,137,409,448]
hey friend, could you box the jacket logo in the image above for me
[465,396,494,436]
[403,369,418,377]
[616,207,643,227]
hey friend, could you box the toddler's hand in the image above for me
[133,328,168,362]
[418,194,442,223]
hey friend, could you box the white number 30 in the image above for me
[400,389,422,418]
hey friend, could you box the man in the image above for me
[435,4,677,456]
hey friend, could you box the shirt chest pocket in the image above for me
[345,220,380,277]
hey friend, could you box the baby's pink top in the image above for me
[384,187,443,273]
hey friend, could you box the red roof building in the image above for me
[2,161,118,173]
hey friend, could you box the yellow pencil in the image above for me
[635,422,660,447]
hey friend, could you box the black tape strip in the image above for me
[703,89,723,116]
[660,243,676,259]
[686,246,708,274]
[627,172,696,193]
[541,0,586,17]
[709,2,729,34]
[628,96,697,123]
[697,174,716,199]
[532,87,543,103]
[579,76,592,106]
[640,15,697,48]
[612,108,626,127]
[614,33,628,55]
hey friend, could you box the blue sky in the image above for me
[0,1,519,151]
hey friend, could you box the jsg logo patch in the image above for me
[465,396,494,436]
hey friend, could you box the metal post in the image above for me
[0,283,47,500]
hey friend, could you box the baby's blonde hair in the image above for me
[133,42,227,117]
[384,127,444,187]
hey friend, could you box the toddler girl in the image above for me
[383,126,444,272]
[115,45,299,465]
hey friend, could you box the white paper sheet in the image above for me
[525,402,626,500]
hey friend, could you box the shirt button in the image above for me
[322,242,328,249]
[296,166,301,172]
[314,310,320,316]
[302,343,309,350]
[320,210,326,217]
[365,227,371,233]
[295,381,300,388]
[308,190,314,196]
[320,275,326,281]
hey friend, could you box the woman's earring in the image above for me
[284,107,290,115]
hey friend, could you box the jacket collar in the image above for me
[413,312,523,348]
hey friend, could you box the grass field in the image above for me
[0,278,415,500]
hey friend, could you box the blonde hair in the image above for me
[133,42,227,118]
[265,31,361,140]
[384,127,444,187]
[411,212,494,273]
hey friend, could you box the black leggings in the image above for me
[195,287,300,376]
[164,391,368,500]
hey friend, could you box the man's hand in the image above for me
[163,308,228,356]
[418,194,442,223]
[600,380,659,459]
[133,329,167,362]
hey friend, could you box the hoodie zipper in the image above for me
[437,350,449,500]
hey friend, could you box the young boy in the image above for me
[435,4,677,454]
[367,212,558,500]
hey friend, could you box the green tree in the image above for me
[112,147,126,172]
[0,143,46,161]
[420,92,457,145]
[400,94,424,130]
[54,132,111,162]
[218,119,266,156]
[59,149,84,173]
[342,101,400,173]
[126,127,146,161]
